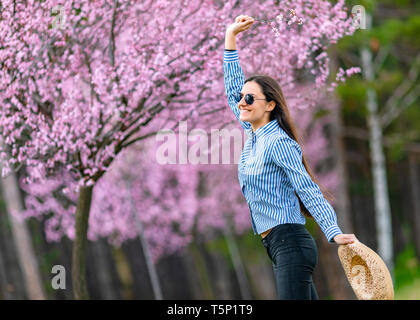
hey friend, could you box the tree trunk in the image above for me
[126,180,163,300]
[196,237,232,299]
[223,216,252,299]
[72,184,94,300]
[87,238,122,299]
[360,13,394,277]
[180,249,206,299]
[0,207,27,299]
[0,246,12,299]
[189,238,215,299]
[136,219,163,300]
[409,154,420,260]
[0,139,46,300]
[120,240,154,299]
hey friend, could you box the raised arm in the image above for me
[223,16,254,131]
[223,50,251,131]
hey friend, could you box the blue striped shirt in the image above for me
[223,49,343,243]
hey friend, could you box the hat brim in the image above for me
[338,240,394,300]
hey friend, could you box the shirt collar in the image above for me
[246,119,278,139]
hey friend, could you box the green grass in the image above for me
[393,243,420,300]
[395,277,420,300]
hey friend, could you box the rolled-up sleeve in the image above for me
[223,50,251,131]
[271,136,343,243]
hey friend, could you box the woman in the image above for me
[223,15,357,300]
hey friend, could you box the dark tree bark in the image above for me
[121,240,154,299]
[0,195,27,299]
[86,238,123,299]
[72,185,94,299]
[409,154,420,260]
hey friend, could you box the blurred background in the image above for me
[0,0,419,300]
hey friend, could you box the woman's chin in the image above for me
[240,115,251,122]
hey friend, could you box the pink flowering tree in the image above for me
[1,0,358,299]
[18,130,248,262]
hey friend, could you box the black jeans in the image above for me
[261,223,319,300]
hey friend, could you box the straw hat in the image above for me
[338,239,394,300]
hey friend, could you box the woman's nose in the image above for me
[238,96,247,107]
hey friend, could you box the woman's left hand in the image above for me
[333,233,357,245]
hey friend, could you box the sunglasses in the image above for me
[240,93,267,105]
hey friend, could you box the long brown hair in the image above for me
[245,75,335,219]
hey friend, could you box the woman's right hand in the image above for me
[226,15,255,36]
[333,233,358,245]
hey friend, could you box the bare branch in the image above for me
[120,130,161,149]
[379,53,420,128]
[198,106,226,116]
[373,45,390,76]
[121,101,200,149]
[381,83,420,128]
[340,51,361,66]
[109,0,118,67]
[343,126,420,154]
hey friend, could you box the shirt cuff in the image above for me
[325,225,343,243]
[223,49,239,62]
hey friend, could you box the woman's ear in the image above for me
[267,101,276,112]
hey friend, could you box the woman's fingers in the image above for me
[335,233,358,244]
[240,18,254,29]
[344,234,357,243]
[230,15,254,34]
[236,15,253,24]
[236,15,247,23]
